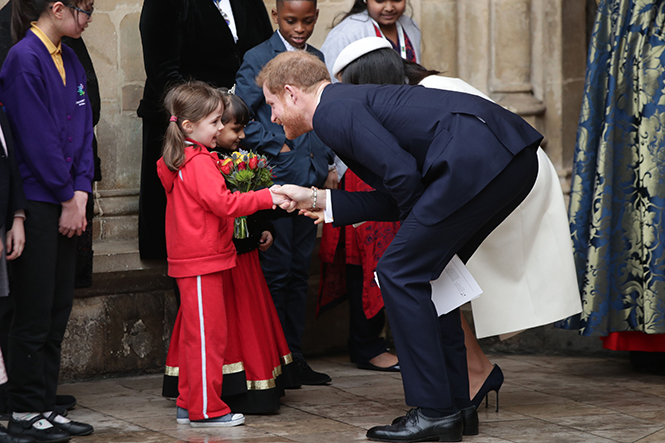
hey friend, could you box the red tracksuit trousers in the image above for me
[175,271,231,421]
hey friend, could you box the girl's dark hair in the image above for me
[219,88,250,126]
[162,81,224,171]
[332,0,410,28]
[333,0,367,26]
[403,59,440,85]
[339,48,406,85]
[11,0,86,43]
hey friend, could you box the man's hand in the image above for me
[270,184,327,212]
[59,191,88,238]
[6,216,25,260]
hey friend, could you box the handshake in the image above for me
[268,184,326,224]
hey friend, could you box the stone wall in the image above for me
[0,0,601,380]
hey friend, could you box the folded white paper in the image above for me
[374,254,482,316]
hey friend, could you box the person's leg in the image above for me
[6,202,60,414]
[138,118,168,260]
[43,232,76,412]
[260,217,297,354]
[461,314,494,399]
[347,265,396,369]
[281,216,317,360]
[176,273,233,422]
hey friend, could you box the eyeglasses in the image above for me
[67,4,94,20]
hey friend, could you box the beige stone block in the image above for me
[96,104,142,190]
[84,13,119,102]
[457,0,490,93]
[122,84,143,111]
[420,0,457,76]
[491,0,532,91]
[120,12,145,84]
[61,297,107,379]
[96,0,139,9]
[310,3,347,49]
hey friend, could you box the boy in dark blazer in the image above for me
[234,0,334,386]
[137,0,274,259]
[262,51,542,442]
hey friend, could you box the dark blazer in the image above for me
[137,0,273,121]
[235,31,334,187]
[313,83,543,227]
[0,106,26,231]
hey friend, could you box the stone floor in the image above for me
[5,353,665,443]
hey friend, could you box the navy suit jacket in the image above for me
[313,83,543,227]
[235,31,334,187]
[0,106,26,231]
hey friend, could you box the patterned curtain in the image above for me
[559,0,665,336]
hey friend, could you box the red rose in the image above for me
[238,161,247,171]
[249,157,258,170]
[220,163,231,175]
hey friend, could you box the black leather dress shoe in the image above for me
[367,408,462,442]
[7,416,70,443]
[45,412,94,437]
[460,406,478,435]
[293,358,331,385]
[0,424,36,443]
[391,406,478,436]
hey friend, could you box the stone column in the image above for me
[490,0,546,129]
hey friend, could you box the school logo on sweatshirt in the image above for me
[76,83,87,107]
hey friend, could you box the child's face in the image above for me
[366,0,405,27]
[188,103,224,148]
[272,1,319,49]
[217,118,245,151]
[62,1,94,38]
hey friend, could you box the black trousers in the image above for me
[376,146,538,410]
[7,201,76,413]
[260,216,317,360]
[139,117,168,260]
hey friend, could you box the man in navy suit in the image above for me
[263,51,542,442]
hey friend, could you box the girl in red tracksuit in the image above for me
[157,81,284,427]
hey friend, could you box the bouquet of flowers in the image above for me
[216,149,274,238]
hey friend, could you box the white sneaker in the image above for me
[189,412,245,428]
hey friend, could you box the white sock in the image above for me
[12,413,53,430]
[44,411,71,424]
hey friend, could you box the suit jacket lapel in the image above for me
[197,0,235,44]
[269,31,286,56]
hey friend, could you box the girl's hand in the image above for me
[59,191,88,238]
[299,208,325,225]
[258,230,273,251]
[6,216,25,260]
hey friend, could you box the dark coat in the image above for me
[0,106,26,231]
[234,31,334,187]
[314,83,544,227]
[137,0,273,122]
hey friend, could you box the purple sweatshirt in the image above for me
[0,30,93,204]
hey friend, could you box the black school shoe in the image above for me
[368,408,463,442]
[7,416,70,443]
[0,423,36,443]
[293,358,331,385]
[54,396,76,412]
[391,406,478,436]
[44,412,93,437]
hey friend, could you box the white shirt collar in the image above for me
[277,30,307,52]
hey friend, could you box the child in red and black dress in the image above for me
[163,90,297,415]
[157,81,287,427]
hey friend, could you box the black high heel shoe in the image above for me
[471,364,503,412]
